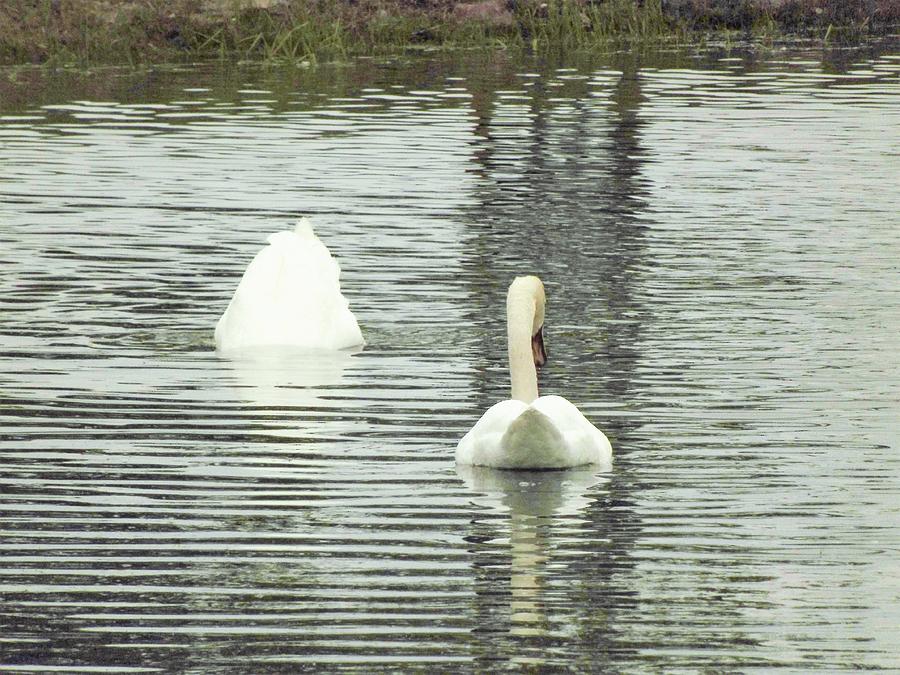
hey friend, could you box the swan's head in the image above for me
[508,275,548,367]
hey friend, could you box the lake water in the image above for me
[1,45,898,672]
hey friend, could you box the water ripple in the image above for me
[1,49,898,671]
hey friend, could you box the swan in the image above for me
[214,218,364,353]
[455,276,612,470]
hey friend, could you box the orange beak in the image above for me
[532,326,547,367]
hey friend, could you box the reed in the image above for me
[189,5,351,62]
[515,0,677,52]
[0,0,895,66]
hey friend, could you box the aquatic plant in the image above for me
[0,0,896,66]
[514,0,677,52]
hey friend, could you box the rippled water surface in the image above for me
[2,47,899,671]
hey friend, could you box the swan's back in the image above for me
[532,396,612,466]
[215,219,364,352]
[455,395,611,470]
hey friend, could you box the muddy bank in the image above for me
[1,0,898,65]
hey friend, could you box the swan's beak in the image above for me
[532,327,547,367]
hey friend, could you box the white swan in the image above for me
[214,218,364,353]
[456,276,612,470]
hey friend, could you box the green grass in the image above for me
[515,0,676,52]
[0,0,895,67]
[190,7,351,63]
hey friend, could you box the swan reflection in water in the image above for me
[220,347,356,403]
[217,347,360,441]
[457,465,607,651]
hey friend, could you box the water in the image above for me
[1,46,898,671]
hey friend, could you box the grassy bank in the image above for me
[1,0,898,66]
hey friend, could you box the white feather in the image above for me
[456,395,612,470]
[215,218,364,353]
[456,276,612,470]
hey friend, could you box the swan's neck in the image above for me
[507,291,539,404]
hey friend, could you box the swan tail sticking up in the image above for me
[214,218,364,353]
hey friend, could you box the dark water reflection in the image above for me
[1,47,898,671]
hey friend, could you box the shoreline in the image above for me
[1,0,898,66]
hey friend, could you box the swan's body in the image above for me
[456,395,611,469]
[215,218,364,353]
[456,276,612,470]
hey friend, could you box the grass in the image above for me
[189,2,379,63]
[0,0,896,66]
[515,0,675,52]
